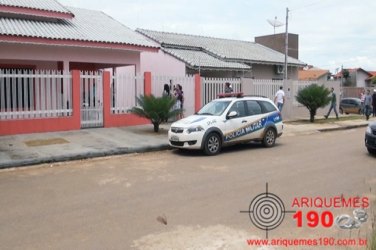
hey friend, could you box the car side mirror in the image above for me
[227,111,238,119]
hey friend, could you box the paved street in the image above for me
[0,128,375,249]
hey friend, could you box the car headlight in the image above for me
[366,126,372,134]
[187,125,204,134]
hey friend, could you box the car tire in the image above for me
[263,128,276,147]
[367,147,376,155]
[203,133,221,155]
[339,108,343,114]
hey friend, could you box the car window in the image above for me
[341,99,349,105]
[228,101,246,117]
[197,101,231,116]
[351,99,360,105]
[246,100,262,115]
[258,101,277,113]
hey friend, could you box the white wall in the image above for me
[356,71,369,87]
[242,78,341,120]
[251,64,299,80]
[140,50,186,76]
[0,43,141,72]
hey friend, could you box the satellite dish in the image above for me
[267,16,284,34]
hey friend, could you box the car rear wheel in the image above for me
[367,147,376,155]
[203,133,221,155]
[263,128,276,147]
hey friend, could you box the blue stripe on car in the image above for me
[224,112,281,142]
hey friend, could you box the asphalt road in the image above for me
[0,128,375,250]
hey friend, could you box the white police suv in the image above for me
[168,95,283,155]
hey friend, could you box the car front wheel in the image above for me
[263,128,276,147]
[203,133,221,155]
[367,147,376,155]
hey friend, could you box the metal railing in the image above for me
[202,77,241,105]
[0,70,72,120]
[111,73,144,114]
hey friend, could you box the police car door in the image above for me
[223,100,251,143]
[245,100,265,139]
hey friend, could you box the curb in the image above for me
[318,124,368,133]
[0,144,171,169]
[0,122,371,170]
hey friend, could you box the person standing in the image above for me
[224,82,233,93]
[372,89,376,117]
[274,86,285,111]
[364,89,372,120]
[324,87,339,119]
[174,84,184,119]
[360,89,365,115]
[162,84,170,97]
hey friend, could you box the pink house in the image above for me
[0,0,163,135]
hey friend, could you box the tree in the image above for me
[129,95,181,132]
[342,69,351,86]
[295,84,331,123]
[342,69,350,79]
[372,77,376,86]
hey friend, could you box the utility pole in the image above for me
[284,7,289,81]
[340,65,343,98]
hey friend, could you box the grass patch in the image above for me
[286,115,364,124]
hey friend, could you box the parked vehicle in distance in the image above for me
[365,122,376,155]
[339,98,362,115]
[168,95,283,155]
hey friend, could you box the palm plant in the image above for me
[129,95,181,132]
[295,84,331,122]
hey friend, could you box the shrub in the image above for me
[129,95,182,132]
[295,84,331,122]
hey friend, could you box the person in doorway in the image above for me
[372,89,376,117]
[364,89,372,120]
[224,82,233,93]
[324,87,339,119]
[274,86,285,111]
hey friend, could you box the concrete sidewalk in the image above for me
[0,117,374,169]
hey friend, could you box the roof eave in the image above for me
[0,35,159,52]
[188,65,252,72]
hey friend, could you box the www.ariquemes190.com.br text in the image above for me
[246,237,367,248]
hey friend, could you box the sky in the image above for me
[58,0,376,74]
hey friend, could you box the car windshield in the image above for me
[197,100,231,116]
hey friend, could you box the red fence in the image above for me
[0,70,202,135]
